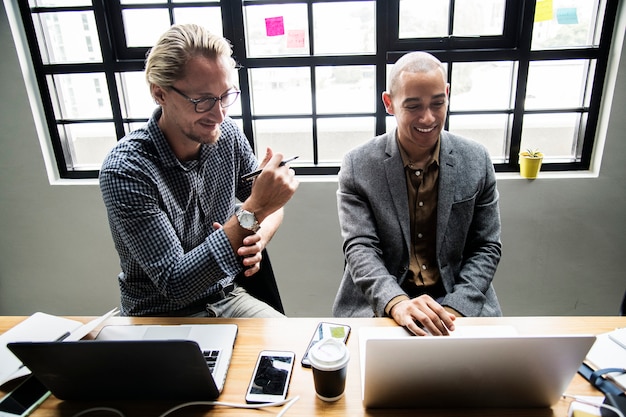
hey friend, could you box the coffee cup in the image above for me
[307,337,350,402]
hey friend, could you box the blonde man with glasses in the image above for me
[100,24,298,317]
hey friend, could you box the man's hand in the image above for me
[222,148,295,257]
[245,149,298,221]
[237,230,265,277]
[390,295,456,336]
[214,222,265,277]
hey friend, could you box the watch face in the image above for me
[240,212,255,227]
[237,209,259,231]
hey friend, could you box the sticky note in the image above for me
[535,0,553,22]
[556,8,579,24]
[265,16,284,37]
[330,326,346,338]
[287,30,305,48]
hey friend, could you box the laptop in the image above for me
[7,324,237,401]
[359,326,596,409]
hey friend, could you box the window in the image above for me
[12,0,619,179]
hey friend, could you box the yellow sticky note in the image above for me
[330,326,345,339]
[535,0,554,22]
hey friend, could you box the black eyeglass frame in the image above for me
[169,86,241,113]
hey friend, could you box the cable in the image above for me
[69,396,300,417]
[563,394,625,417]
[67,396,300,417]
[157,395,300,417]
[71,407,126,417]
[276,396,300,417]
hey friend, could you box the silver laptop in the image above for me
[95,324,238,392]
[359,326,596,409]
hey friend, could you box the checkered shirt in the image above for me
[99,108,257,315]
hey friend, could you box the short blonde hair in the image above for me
[145,23,237,90]
[387,52,446,95]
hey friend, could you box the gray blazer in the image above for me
[332,130,502,318]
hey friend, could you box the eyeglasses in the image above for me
[169,86,240,113]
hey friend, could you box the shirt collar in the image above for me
[397,135,441,171]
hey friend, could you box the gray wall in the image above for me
[1,4,624,317]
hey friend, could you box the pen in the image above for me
[56,331,71,342]
[242,156,299,181]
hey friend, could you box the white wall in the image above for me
[1,4,624,317]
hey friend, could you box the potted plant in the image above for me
[519,148,543,179]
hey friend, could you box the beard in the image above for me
[185,121,221,145]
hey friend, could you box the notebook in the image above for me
[7,324,237,401]
[359,326,596,409]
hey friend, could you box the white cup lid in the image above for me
[308,337,350,371]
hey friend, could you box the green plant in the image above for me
[523,148,542,158]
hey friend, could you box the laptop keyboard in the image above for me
[203,350,220,374]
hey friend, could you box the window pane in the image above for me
[249,68,311,115]
[316,66,376,114]
[173,7,223,35]
[526,60,592,109]
[521,113,582,160]
[313,1,376,55]
[448,114,510,162]
[450,61,515,111]
[244,4,309,58]
[59,123,117,170]
[253,119,313,161]
[122,9,170,47]
[48,73,112,119]
[121,0,167,4]
[33,12,102,64]
[116,72,153,119]
[532,0,606,49]
[399,0,448,38]
[30,0,90,6]
[125,122,145,134]
[318,117,375,163]
[453,0,505,37]
[231,118,243,133]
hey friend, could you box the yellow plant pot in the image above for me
[519,152,543,179]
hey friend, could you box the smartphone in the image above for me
[0,376,50,417]
[245,350,295,404]
[301,322,351,368]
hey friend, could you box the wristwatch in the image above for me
[236,208,260,232]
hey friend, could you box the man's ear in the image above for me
[382,91,394,115]
[152,84,165,106]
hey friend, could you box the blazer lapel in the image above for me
[437,132,456,256]
[384,132,411,250]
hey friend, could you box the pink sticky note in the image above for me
[265,16,285,37]
[287,30,305,48]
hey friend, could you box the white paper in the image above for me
[0,308,120,386]
[585,328,626,391]
[0,313,82,385]
[63,307,119,342]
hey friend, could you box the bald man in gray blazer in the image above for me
[332,52,502,336]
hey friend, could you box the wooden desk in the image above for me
[1,316,624,417]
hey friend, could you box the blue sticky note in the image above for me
[556,8,578,24]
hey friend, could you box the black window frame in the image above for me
[14,0,620,179]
